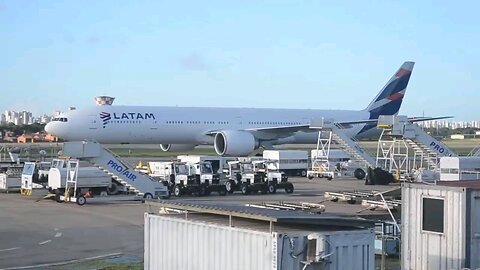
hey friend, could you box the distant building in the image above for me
[450,134,465,140]
[17,132,58,143]
[17,134,34,143]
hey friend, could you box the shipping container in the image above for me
[402,182,480,270]
[145,206,375,270]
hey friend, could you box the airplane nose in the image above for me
[44,122,54,134]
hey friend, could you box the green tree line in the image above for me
[0,123,46,136]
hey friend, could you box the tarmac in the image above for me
[0,176,397,269]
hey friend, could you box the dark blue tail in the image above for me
[359,61,415,134]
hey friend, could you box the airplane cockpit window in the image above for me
[52,118,68,122]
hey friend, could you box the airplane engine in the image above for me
[160,144,196,152]
[214,130,258,156]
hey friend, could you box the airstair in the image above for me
[468,145,480,157]
[376,115,456,172]
[62,140,169,199]
[309,118,377,175]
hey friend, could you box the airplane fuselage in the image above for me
[46,106,370,145]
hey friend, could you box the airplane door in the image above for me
[88,115,99,130]
[150,120,158,130]
[235,116,243,128]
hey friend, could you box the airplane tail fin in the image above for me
[364,61,415,118]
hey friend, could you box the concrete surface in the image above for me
[0,176,396,269]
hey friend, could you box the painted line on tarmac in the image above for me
[0,247,20,252]
[0,252,123,270]
[38,240,51,245]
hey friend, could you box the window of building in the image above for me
[422,197,444,233]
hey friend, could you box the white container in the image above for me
[262,150,308,176]
[48,167,111,190]
[402,183,480,270]
[0,174,21,192]
[440,156,480,181]
[178,155,237,173]
[147,162,175,179]
[145,213,374,270]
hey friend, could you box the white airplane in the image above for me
[45,61,435,156]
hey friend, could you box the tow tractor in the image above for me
[225,161,268,195]
[165,162,226,197]
[189,161,227,196]
[254,160,294,194]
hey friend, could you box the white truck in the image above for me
[225,161,268,195]
[262,150,308,177]
[252,160,294,194]
[48,166,113,196]
[149,161,227,197]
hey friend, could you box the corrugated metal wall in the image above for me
[145,214,375,270]
[402,184,467,270]
[145,214,275,270]
[468,193,480,269]
[327,231,375,270]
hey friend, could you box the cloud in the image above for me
[179,53,208,71]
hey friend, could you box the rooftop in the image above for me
[146,200,374,233]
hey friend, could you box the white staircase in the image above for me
[468,145,480,157]
[405,139,439,170]
[310,118,376,170]
[332,123,377,169]
[376,115,457,172]
[403,122,456,170]
[62,141,169,199]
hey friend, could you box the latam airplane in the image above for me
[46,61,427,156]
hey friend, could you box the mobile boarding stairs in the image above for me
[62,140,169,199]
[376,115,456,174]
[308,118,377,179]
[308,115,456,180]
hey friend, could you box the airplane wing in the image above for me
[243,116,453,133]
[206,116,453,136]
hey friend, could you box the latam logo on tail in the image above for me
[99,112,156,128]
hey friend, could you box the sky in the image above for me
[0,1,478,120]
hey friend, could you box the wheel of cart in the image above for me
[240,183,251,195]
[143,193,154,201]
[354,168,366,180]
[267,183,277,194]
[284,183,294,193]
[225,180,236,194]
[173,184,182,197]
[76,195,87,206]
